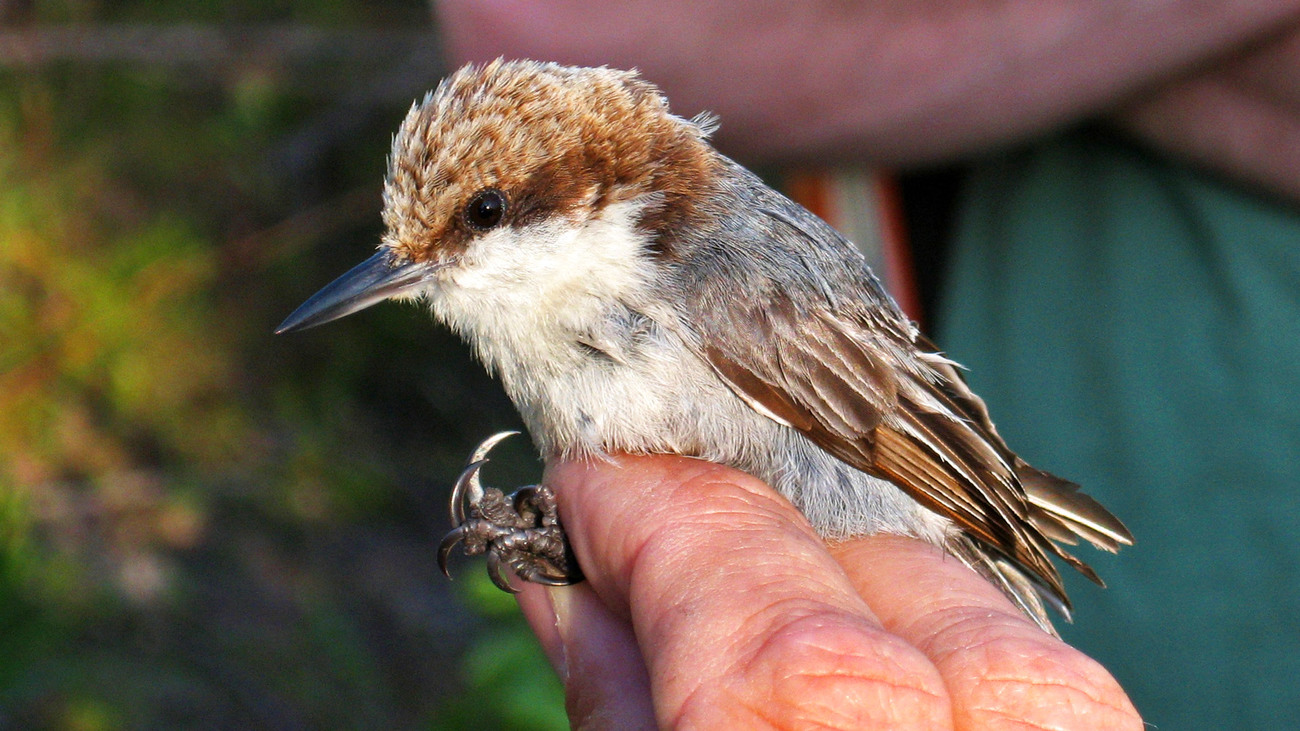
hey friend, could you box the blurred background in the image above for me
[0,1,570,728]
[8,1,1300,728]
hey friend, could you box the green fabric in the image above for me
[938,127,1300,729]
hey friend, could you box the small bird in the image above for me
[278,59,1132,633]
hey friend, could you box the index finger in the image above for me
[831,536,1144,730]
[541,454,953,730]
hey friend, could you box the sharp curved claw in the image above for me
[438,526,467,579]
[450,460,488,526]
[486,551,520,594]
[448,432,518,526]
[471,430,519,464]
[438,432,581,595]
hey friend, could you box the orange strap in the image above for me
[785,169,921,326]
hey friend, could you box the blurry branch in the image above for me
[0,24,438,75]
[0,22,446,114]
[0,24,450,210]
[0,24,450,182]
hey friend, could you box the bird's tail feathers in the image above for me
[1017,462,1134,556]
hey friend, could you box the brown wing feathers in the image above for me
[913,336,1133,554]
[701,302,1132,614]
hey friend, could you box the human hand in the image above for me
[514,455,1142,730]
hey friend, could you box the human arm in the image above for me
[514,455,1142,730]
[438,0,1300,167]
[1112,25,1300,201]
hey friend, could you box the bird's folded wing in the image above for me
[695,293,1093,602]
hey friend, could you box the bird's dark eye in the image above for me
[465,188,506,230]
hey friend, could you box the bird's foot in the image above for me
[437,432,583,592]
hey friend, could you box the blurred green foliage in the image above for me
[0,3,566,728]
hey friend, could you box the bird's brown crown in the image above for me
[382,59,722,262]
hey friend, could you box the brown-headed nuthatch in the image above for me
[278,60,1132,633]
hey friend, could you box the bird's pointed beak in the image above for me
[276,250,435,334]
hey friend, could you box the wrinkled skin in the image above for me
[516,456,1142,730]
